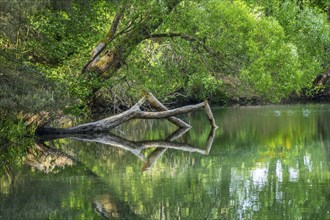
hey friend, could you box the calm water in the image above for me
[1,104,330,219]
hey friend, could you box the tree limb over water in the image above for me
[36,92,218,135]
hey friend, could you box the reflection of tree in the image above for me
[204,164,231,219]
[0,157,15,194]
[37,126,216,172]
[26,143,74,173]
[33,126,216,219]
[10,139,144,219]
[317,111,330,164]
[92,193,144,220]
[3,106,330,219]
[0,140,32,195]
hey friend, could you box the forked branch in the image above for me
[36,92,217,135]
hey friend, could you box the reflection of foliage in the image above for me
[0,118,33,194]
[217,105,318,153]
[47,105,329,219]
[0,143,31,195]
[1,105,330,219]
[26,143,74,173]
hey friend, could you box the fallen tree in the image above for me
[36,91,217,135]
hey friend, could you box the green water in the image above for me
[1,104,330,219]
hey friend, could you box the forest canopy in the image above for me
[1,0,330,119]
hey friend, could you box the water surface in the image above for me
[1,104,330,219]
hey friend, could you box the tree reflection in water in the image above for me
[1,105,330,219]
[26,143,74,173]
[28,126,216,219]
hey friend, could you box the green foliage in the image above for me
[122,0,330,103]
[187,72,222,100]
[0,0,118,116]
[181,1,312,101]
[243,0,330,95]
[0,54,71,116]
[2,0,330,117]
[0,118,28,145]
[27,1,113,64]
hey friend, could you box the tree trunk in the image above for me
[313,65,330,87]
[82,1,182,95]
[36,92,217,135]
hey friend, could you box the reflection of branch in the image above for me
[73,127,198,171]
[204,127,216,155]
[27,141,142,219]
[137,141,208,154]
[72,133,145,161]
[141,148,167,171]
[38,128,214,155]
[166,126,191,141]
[36,128,190,162]
[36,126,217,172]
[142,127,190,171]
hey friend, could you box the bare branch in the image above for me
[137,102,205,119]
[145,91,191,128]
[36,92,217,135]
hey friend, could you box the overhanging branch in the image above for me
[146,32,235,72]
[146,32,197,42]
[145,32,222,58]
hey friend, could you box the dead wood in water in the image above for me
[36,92,217,135]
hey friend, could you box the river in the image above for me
[1,104,330,219]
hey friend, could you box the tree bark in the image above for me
[81,1,183,96]
[313,65,330,87]
[144,91,191,128]
[36,92,217,135]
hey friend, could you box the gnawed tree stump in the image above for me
[36,92,217,135]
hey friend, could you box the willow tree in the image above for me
[2,0,330,120]
[80,0,330,106]
[81,0,184,97]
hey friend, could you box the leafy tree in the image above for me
[1,0,330,117]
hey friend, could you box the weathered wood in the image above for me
[145,91,191,128]
[36,97,145,134]
[36,92,217,135]
[79,1,183,99]
[136,102,205,119]
[204,100,218,128]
